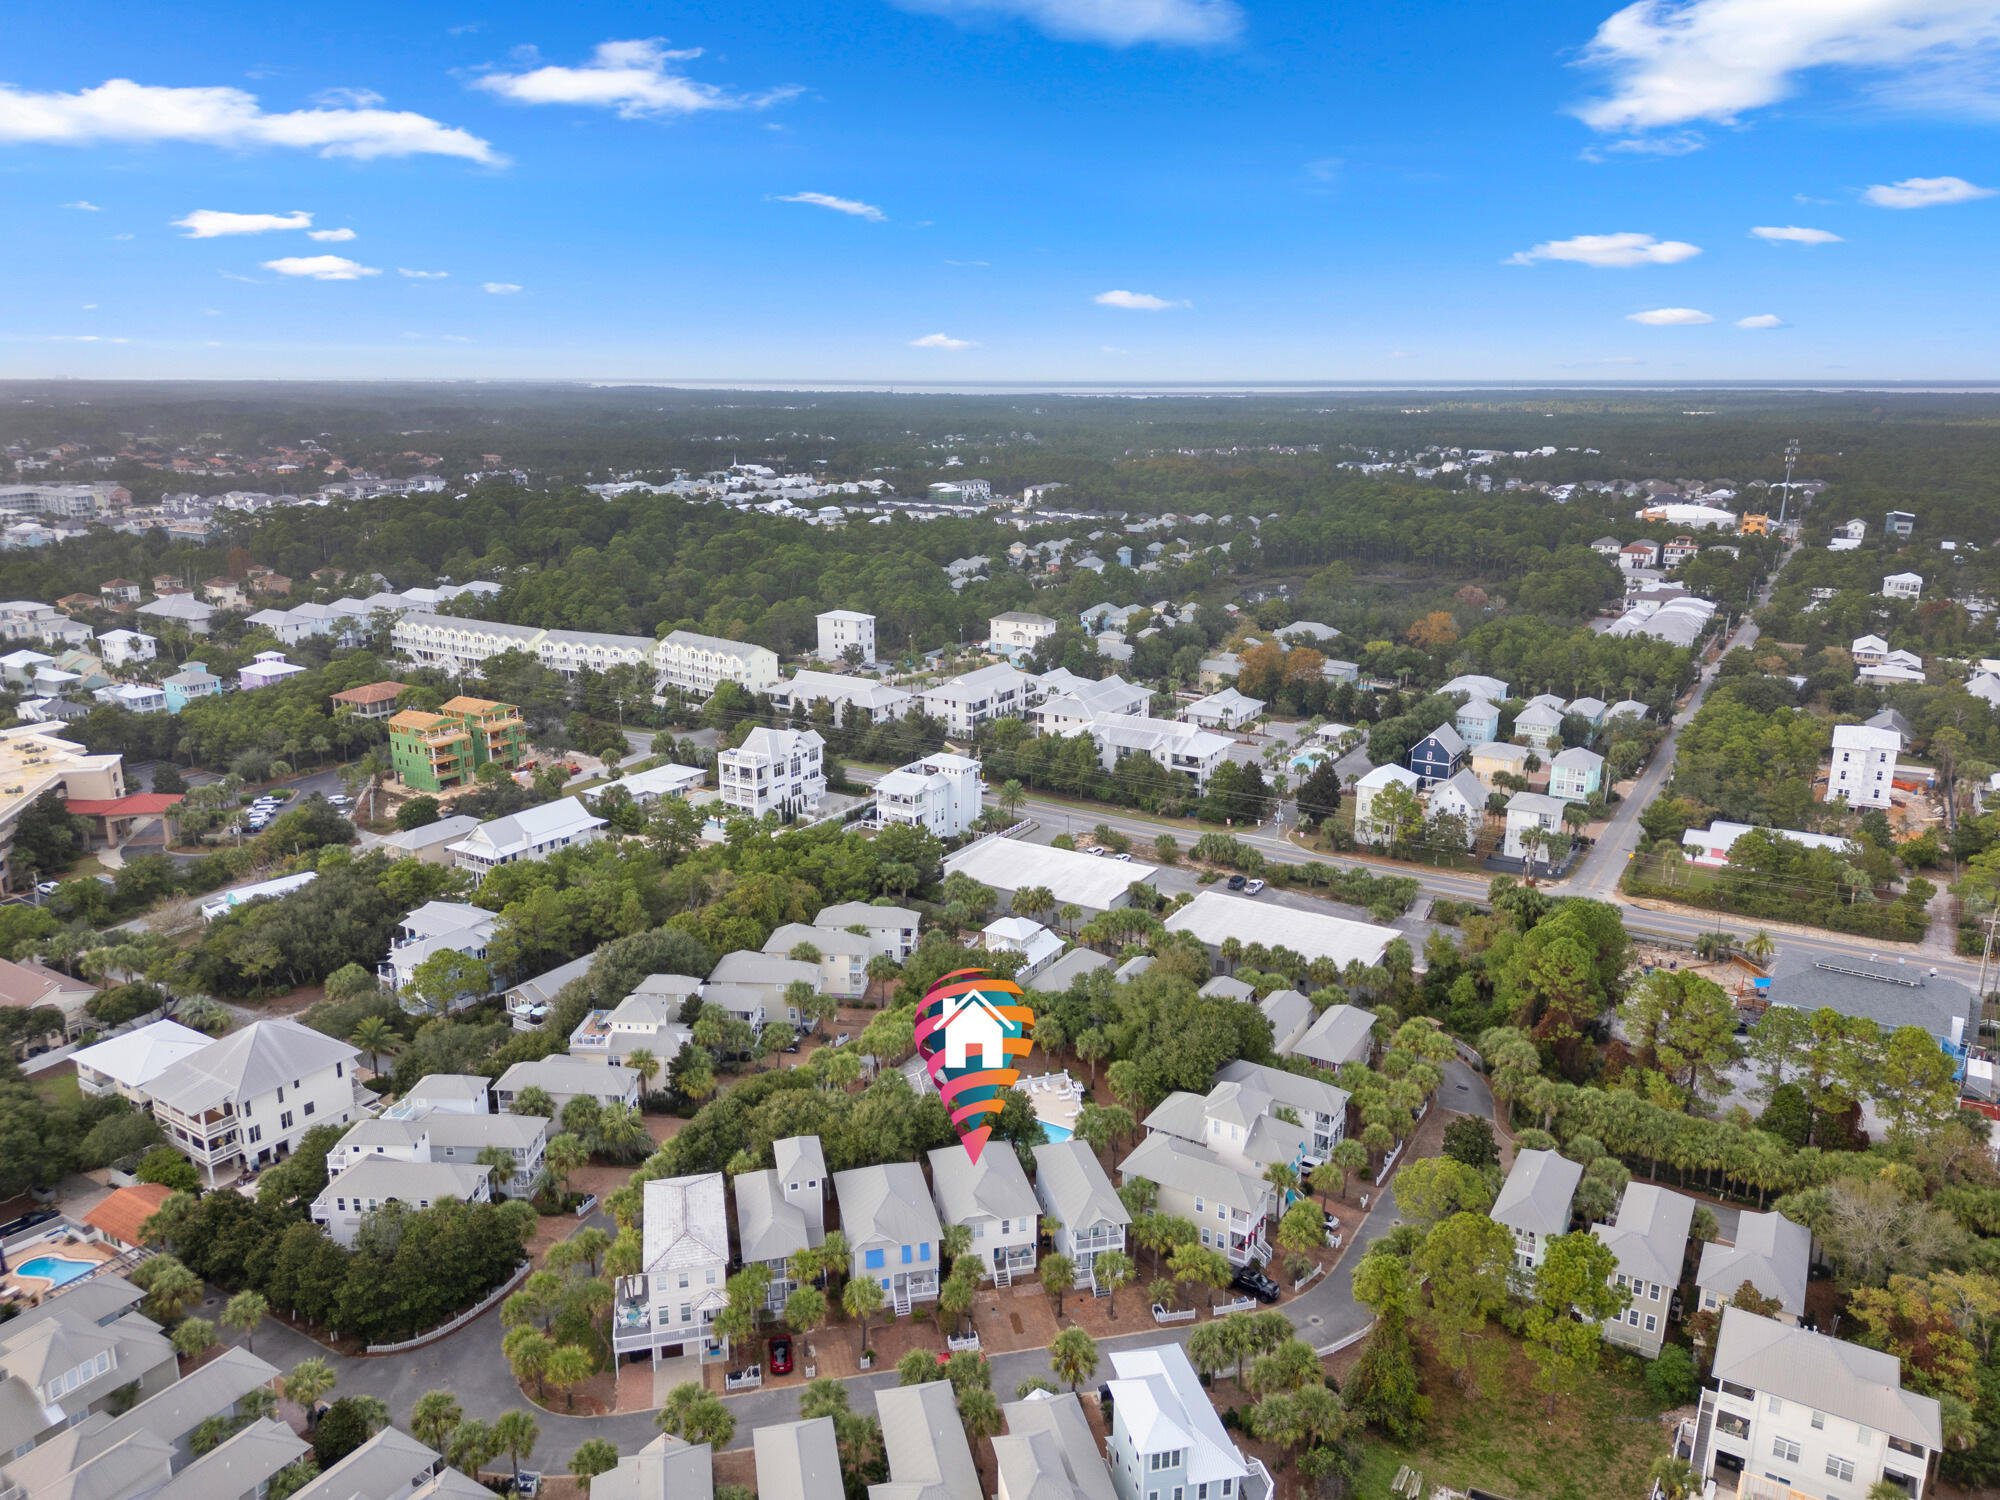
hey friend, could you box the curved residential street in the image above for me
[239,1059,1494,1467]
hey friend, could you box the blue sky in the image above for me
[4,0,1999,380]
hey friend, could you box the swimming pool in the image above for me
[1039,1123,1073,1144]
[13,1256,98,1287]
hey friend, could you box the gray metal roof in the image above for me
[834,1162,942,1253]
[1766,953,1976,1042]
[994,1394,1119,1500]
[870,1381,981,1500]
[590,1433,715,1500]
[1593,1183,1696,1289]
[734,1169,816,1266]
[1713,1307,1943,1451]
[147,1017,359,1117]
[1287,1003,1375,1068]
[1214,1059,1349,1122]
[754,1418,844,1500]
[1025,947,1111,993]
[291,1426,443,1500]
[1490,1149,1582,1239]
[1032,1138,1130,1234]
[151,1417,306,1500]
[928,1143,1038,1228]
[1696,1210,1810,1317]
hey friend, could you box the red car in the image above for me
[769,1336,793,1376]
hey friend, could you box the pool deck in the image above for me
[1,1240,120,1306]
[1024,1069,1085,1141]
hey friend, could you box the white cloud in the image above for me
[775,192,886,221]
[0,78,500,162]
[895,0,1243,47]
[262,255,380,280]
[62,199,100,211]
[49,335,128,343]
[1863,174,1996,207]
[1574,0,2000,133]
[1627,306,1714,324]
[311,86,385,108]
[911,332,973,348]
[307,227,356,241]
[81,303,96,309]
[1506,232,1701,267]
[173,209,312,238]
[1094,288,1188,309]
[1737,313,1784,327]
[1580,131,1706,159]
[398,267,448,278]
[1751,224,1842,243]
[473,39,797,117]
[481,282,522,294]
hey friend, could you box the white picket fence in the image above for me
[1213,1296,1256,1316]
[1151,1303,1196,1326]
[946,1332,981,1353]
[1293,1261,1327,1292]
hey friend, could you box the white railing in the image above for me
[725,1366,763,1392]
[1374,1138,1406,1185]
[1214,1296,1256,1316]
[364,1260,531,1354]
[946,1332,981,1353]
[1151,1303,1196,1325]
[1292,1262,1326,1292]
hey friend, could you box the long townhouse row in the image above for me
[390,613,780,695]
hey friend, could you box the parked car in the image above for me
[1226,874,1248,891]
[1230,1266,1281,1304]
[1081,845,1105,856]
[1113,851,1134,862]
[769,1335,794,1375]
[1244,878,1266,895]
[34,881,59,896]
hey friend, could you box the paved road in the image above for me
[241,1061,1494,1467]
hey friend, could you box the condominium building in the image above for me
[989,611,1058,657]
[656,629,781,697]
[388,695,528,793]
[815,609,876,664]
[1828,723,1900,810]
[144,1018,362,1186]
[921,663,1042,737]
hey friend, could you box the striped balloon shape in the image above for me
[913,968,1035,1165]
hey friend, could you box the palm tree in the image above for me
[569,1438,621,1494]
[476,1145,518,1197]
[594,1103,651,1162]
[1050,1326,1099,1391]
[411,1390,464,1451]
[545,1343,595,1411]
[545,1132,589,1196]
[284,1358,336,1426]
[502,1326,554,1397]
[1093,1249,1134,1318]
[1745,929,1777,968]
[656,1381,735,1447]
[492,1410,539,1493]
[1039,1254,1077,1318]
[844,1274,884,1359]
[221,1291,268,1353]
[350,1015,396,1074]
[170,1317,216,1363]
[624,1048,659,1096]
[959,1384,1004,1489]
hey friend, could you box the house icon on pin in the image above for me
[938,989,1015,1071]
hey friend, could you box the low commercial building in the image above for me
[1163,890,1397,971]
[1680,821,1853,868]
[944,837,1159,918]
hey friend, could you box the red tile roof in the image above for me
[84,1183,174,1247]
[65,793,184,816]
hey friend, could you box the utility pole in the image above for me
[1776,438,1800,527]
[1978,906,2000,1003]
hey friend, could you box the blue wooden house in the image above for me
[1407,722,1468,786]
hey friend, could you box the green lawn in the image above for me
[1351,1338,1670,1500]
[34,1072,80,1109]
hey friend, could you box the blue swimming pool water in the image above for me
[14,1256,97,1287]
[1039,1123,1073,1143]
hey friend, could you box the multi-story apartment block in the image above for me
[733,1136,827,1313]
[388,696,528,793]
[1828,723,1900,810]
[872,751,984,838]
[1686,1308,1942,1500]
[534,626,657,679]
[145,1019,361,1186]
[1490,1148,1582,1286]
[928,1143,1039,1284]
[833,1162,943,1314]
[719,727,825,819]
[391,614,547,673]
[815,609,876,664]
[1105,1345,1271,1500]
[920,663,1041,737]
[656,629,781,698]
[1032,1139,1130,1291]
[614,1174,730,1365]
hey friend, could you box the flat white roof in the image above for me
[944,837,1157,911]
[1163,890,1397,969]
